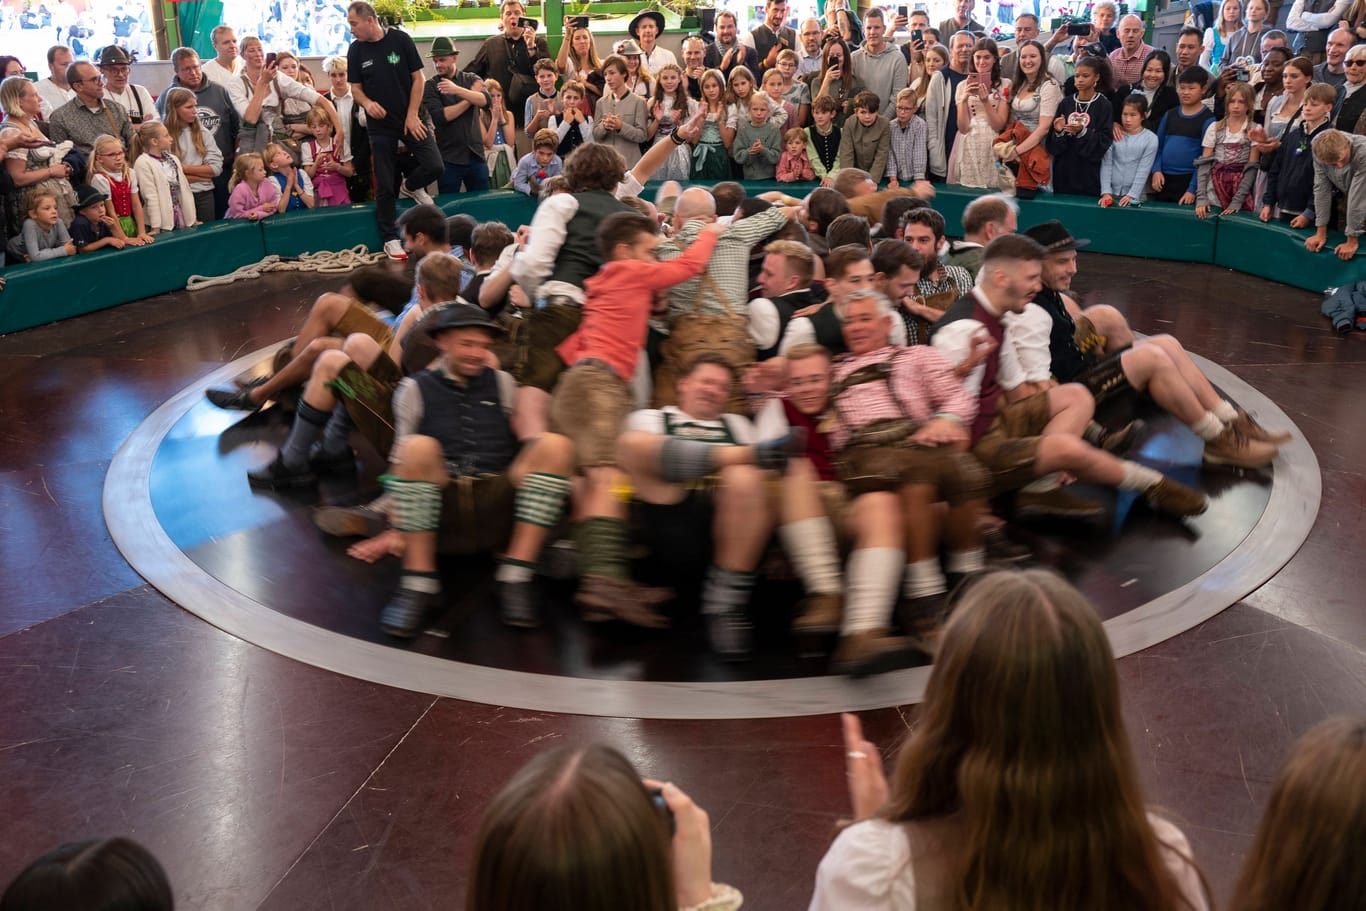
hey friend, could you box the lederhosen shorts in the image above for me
[971,390,1054,496]
[496,293,582,393]
[829,357,990,504]
[1068,315,1133,407]
[438,471,516,555]
[333,299,396,351]
[548,359,634,468]
[630,410,734,564]
[330,354,405,458]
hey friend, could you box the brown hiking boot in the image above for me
[831,630,922,677]
[1232,410,1292,446]
[1014,486,1106,520]
[1203,425,1278,469]
[1143,477,1208,517]
[792,592,842,634]
[576,575,673,629]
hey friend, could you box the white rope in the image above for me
[185,245,387,291]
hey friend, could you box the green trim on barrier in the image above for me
[1,184,1358,336]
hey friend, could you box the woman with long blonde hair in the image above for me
[811,570,1211,911]
[163,86,222,224]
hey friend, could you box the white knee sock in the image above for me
[780,517,843,595]
[1190,411,1225,441]
[1213,400,1239,423]
[842,547,904,636]
[1118,461,1164,491]
[903,557,946,599]
[946,548,985,574]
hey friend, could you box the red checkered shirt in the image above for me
[828,345,978,451]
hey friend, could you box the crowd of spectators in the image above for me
[1,572,1361,910]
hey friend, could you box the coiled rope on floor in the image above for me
[186,246,387,291]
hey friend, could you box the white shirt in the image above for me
[35,78,74,118]
[809,814,1210,910]
[625,405,763,444]
[201,57,245,87]
[1000,302,1060,385]
[1286,0,1351,33]
[929,289,1027,398]
[796,44,823,76]
[641,45,678,74]
[227,71,321,134]
[104,84,159,122]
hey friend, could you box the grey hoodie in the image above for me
[851,43,908,109]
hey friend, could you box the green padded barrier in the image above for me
[0,218,266,336]
[1214,215,1363,292]
[260,203,384,257]
[1014,194,1219,263]
[438,190,540,228]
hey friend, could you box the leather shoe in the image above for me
[206,386,262,412]
[792,592,842,634]
[576,575,673,628]
[496,579,541,628]
[705,606,753,660]
[1143,476,1208,517]
[380,587,440,638]
[247,455,316,489]
[1014,486,1105,520]
[831,630,921,677]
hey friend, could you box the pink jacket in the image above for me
[777,149,816,182]
[226,179,281,219]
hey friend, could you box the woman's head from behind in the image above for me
[1229,717,1366,911]
[884,570,1193,910]
[468,744,675,911]
[0,837,173,911]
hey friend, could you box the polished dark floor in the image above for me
[1,256,1364,910]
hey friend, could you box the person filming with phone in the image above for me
[469,0,550,135]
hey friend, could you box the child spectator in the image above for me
[225,152,280,220]
[1100,94,1159,206]
[777,127,816,182]
[732,91,782,179]
[1305,129,1366,261]
[689,68,733,179]
[726,65,785,131]
[762,68,799,128]
[301,105,354,207]
[646,63,698,181]
[553,80,593,158]
[774,49,811,126]
[265,140,315,212]
[512,128,564,196]
[839,91,891,186]
[1045,56,1114,197]
[523,57,562,136]
[1195,81,1259,218]
[129,121,198,232]
[6,188,74,261]
[806,94,842,181]
[1151,65,1217,204]
[163,87,223,225]
[481,78,517,188]
[68,182,126,253]
[886,88,930,192]
[87,133,150,246]
[1260,83,1337,226]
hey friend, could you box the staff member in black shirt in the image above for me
[346,1,444,261]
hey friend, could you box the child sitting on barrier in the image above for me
[129,121,199,233]
[225,152,281,221]
[301,105,353,207]
[266,141,316,213]
[88,133,151,246]
[5,187,74,262]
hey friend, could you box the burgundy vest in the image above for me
[931,294,1007,443]
[782,398,835,481]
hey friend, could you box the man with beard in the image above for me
[930,235,1209,522]
[898,207,973,343]
[749,0,797,74]
[779,245,908,356]
[156,47,239,217]
[704,10,760,77]
[1010,220,1289,472]
[423,36,491,194]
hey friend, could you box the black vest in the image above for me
[809,303,849,357]
[547,190,631,289]
[413,367,518,476]
[1031,288,1091,383]
[1336,88,1366,135]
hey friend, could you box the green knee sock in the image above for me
[382,475,442,533]
[573,517,630,580]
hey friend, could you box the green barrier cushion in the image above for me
[1214,214,1363,294]
[260,203,383,257]
[0,218,266,335]
[1014,195,1218,263]
[439,189,539,227]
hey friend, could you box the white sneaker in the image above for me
[383,239,408,261]
[399,182,435,207]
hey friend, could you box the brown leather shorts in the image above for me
[972,390,1052,495]
[548,360,634,468]
[838,442,990,503]
[496,298,581,393]
[438,472,515,555]
[332,355,404,458]
[333,299,396,351]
